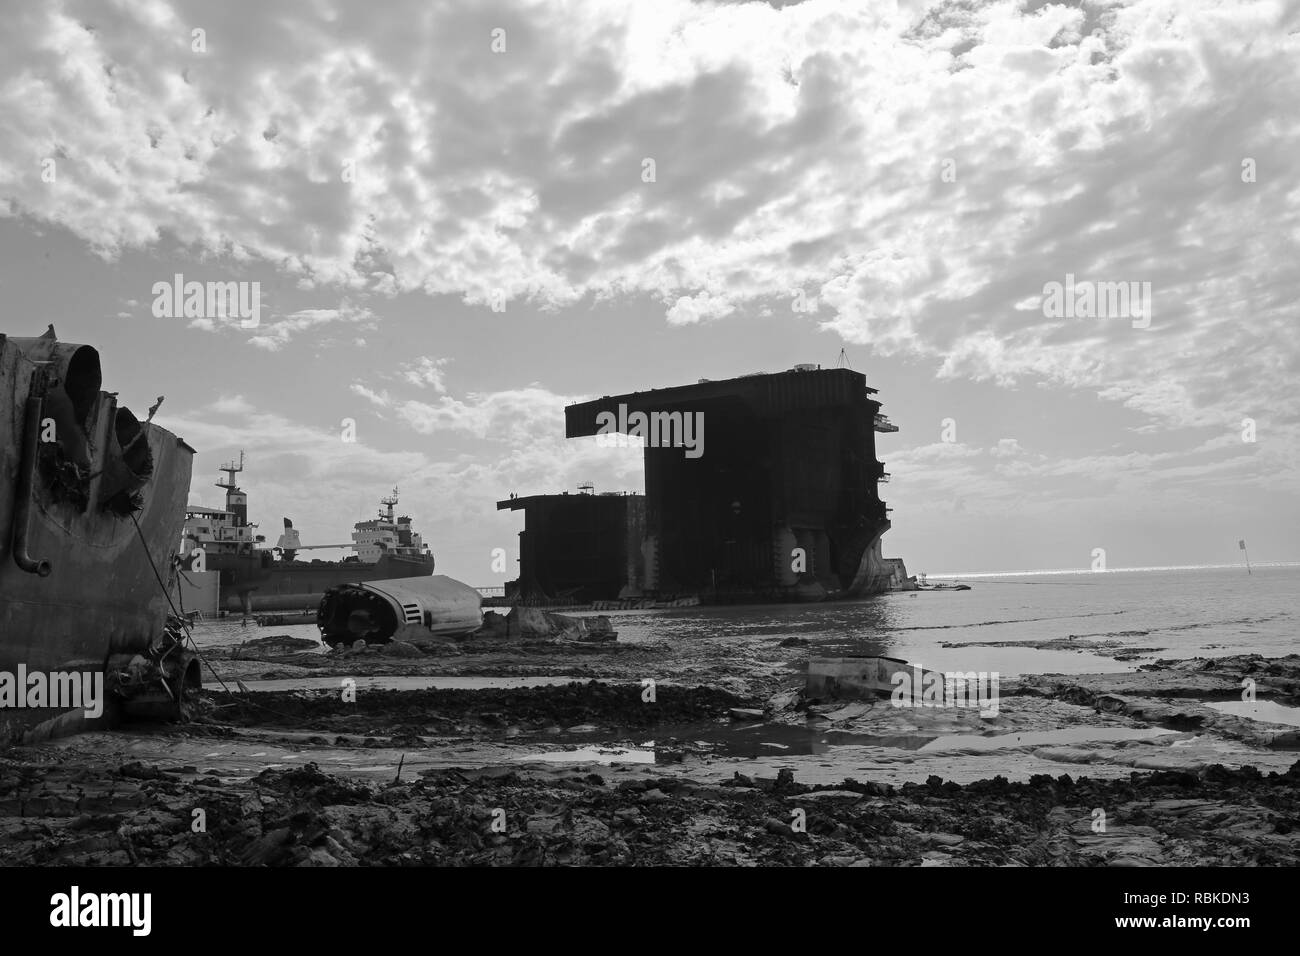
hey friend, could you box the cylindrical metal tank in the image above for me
[317,574,483,646]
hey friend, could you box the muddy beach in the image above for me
[2,623,1298,866]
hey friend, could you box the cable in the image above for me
[129,510,303,722]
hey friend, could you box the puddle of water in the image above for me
[233,675,621,693]
[1206,700,1300,727]
[514,721,1174,766]
[55,734,518,781]
[691,724,934,756]
[516,745,656,765]
[917,726,1171,752]
[695,723,1171,756]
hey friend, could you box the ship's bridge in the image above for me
[182,505,256,554]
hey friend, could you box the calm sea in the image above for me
[198,564,1299,679]
[604,564,1300,677]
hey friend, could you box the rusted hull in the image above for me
[205,552,435,612]
[0,328,195,738]
[564,367,898,604]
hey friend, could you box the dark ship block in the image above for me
[0,327,197,739]
[565,366,897,603]
[496,492,646,603]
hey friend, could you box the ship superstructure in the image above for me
[181,453,261,557]
[351,489,426,563]
[179,457,434,613]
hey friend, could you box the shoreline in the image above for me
[3,639,1298,865]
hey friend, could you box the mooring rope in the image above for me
[129,510,303,722]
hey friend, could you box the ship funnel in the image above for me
[276,518,302,553]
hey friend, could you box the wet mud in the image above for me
[2,753,1296,866]
[2,641,1298,866]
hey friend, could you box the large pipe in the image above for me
[13,367,52,577]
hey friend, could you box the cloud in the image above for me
[351,381,578,442]
[399,356,450,391]
[1,0,1297,523]
[350,383,388,407]
[208,394,255,414]
[885,429,1288,525]
[665,290,735,325]
[245,302,375,351]
[166,377,646,570]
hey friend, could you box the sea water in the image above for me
[191,564,1298,678]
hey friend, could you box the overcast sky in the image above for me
[2,0,1297,582]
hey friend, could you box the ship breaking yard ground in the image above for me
[2,617,1299,866]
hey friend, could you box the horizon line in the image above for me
[927,561,1300,579]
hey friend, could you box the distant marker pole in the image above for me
[1239,539,1251,575]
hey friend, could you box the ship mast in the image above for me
[380,487,399,524]
[215,451,244,493]
[214,451,254,535]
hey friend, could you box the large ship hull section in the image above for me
[0,330,195,738]
[565,368,897,604]
[205,552,434,612]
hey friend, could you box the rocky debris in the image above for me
[938,637,1167,662]
[198,682,757,735]
[390,623,458,650]
[2,752,1296,866]
[204,635,324,662]
[1020,654,1300,705]
[1017,655,1300,748]
[317,626,463,659]
[377,640,423,659]
[473,611,510,640]
[473,609,617,644]
[188,614,789,701]
[331,643,374,659]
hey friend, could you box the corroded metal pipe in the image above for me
[13,368,52,577]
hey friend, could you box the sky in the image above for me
[1,0,1297,584]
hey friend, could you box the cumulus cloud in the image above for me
[665,291,735,325]
[208,394,255,414]
[1,0,1295,442]
[400,356,450,391]
[245,302,375,351]
[1,0,1297,573]
[351,380,578,443]
[172,378,641,562]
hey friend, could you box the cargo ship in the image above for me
[178,455,435,613]
[1,326,199,739]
